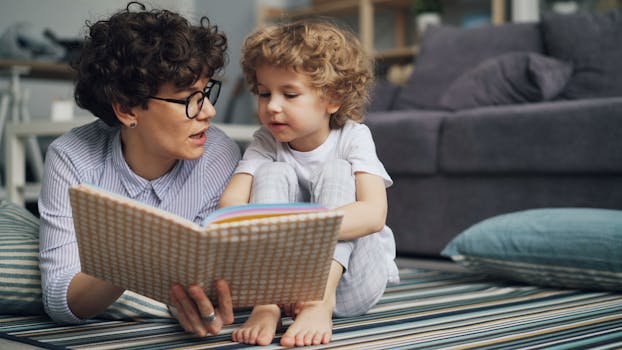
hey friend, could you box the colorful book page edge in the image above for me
[202,202,326,225]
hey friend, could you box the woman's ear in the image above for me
[112,102,137,128]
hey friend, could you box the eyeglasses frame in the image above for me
[148,79,221,119]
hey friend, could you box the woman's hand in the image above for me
[169,280,234,337]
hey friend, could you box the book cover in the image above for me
[69,184,343,307]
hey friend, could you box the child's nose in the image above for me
[267,97,282,113]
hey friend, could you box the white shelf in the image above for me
[3,119,256,206]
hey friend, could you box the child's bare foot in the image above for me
[280,297,335,347]
[232,304,281,345]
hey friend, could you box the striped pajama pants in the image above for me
[251,160,392,317]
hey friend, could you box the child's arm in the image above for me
[218,173,254,208]
[337,172,388,240]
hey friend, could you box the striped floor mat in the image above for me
[2,268,622,349]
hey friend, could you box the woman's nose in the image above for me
[196,99,216,120]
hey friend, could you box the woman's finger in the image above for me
[214,280,234,324]
[171,284,207,337]
[169,290,192,333]
[188,285,223,335]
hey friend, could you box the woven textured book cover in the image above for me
[69,184,342,307]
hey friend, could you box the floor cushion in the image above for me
[442,207,622,291]
[0,200,171,320]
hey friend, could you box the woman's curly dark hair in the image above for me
[73,2,227,126]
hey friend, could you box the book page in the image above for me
[202,202,327,225]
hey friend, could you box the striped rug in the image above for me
[2,268,622,349]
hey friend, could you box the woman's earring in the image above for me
[129,121,137,128]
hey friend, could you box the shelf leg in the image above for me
[359,0,374,54]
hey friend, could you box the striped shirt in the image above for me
[38,120,240,324]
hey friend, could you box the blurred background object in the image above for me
[0,22,66,62]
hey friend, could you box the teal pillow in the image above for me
[441,208,622,291]
[0,200,170,319]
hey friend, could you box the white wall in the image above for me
[0,0,413,125]
[0,0,260,124]
[194,0,258,124]
[0,0,196,38]
[512,0,540,22]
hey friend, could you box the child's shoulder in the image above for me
[340,119,372,136]
[334,120,376,152]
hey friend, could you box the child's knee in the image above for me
[255,162,296,180]
[311,160,355,207]
[251,162,299,203]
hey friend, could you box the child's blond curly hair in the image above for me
[241,19,374,129]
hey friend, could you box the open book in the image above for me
[69,184,343,307]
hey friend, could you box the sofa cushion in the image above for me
[541,10,622,99]
[439,97,622,174]
[393,23,543,110]
[365,109,445,175]
[441,208,622,291]
[368,80,401,112]
[438,52,572,110]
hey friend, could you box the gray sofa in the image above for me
[366,10,622,257]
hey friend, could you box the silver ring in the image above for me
[201,311,217,323]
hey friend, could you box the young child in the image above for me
[219,19,399,347]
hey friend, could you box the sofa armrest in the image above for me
[365,110,447,175]
[440,97,622,173]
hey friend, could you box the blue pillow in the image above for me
[0,200,170,319]
[441,208,622,291]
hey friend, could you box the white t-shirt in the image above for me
[236,120,392,196]
[236,120,399,283]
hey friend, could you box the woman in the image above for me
[38,2,240,337]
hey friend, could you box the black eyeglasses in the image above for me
[148,79,221,119]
